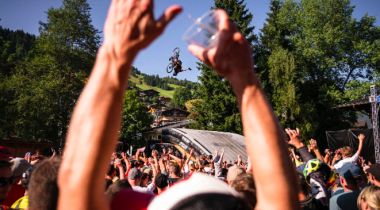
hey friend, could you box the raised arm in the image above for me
[188,10,299,210]
[185,148,194,166]
[57,1,182,209]
[114,159,125,180]
[219,148,225,163]
[357,134,365,155]
[309,139,324,162]
[121,152,130,171]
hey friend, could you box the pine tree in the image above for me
[190,0,255,134]
[10,0,100,144]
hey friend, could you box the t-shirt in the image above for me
[333,153,359,170]
[2,184,25,206]
[11,196,28,210]
[214,158,223,178]
[132,183,155,195]
[168,178,180,187]
[329,191,361,210]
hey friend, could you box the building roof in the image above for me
[150,120,195,131]
[162,128,248,162]
[142,89,160,94]
[333,94,380,111]
[161,107,189,114]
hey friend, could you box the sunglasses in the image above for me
[0,176,16,187]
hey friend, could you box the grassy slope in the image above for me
[129,75,186,99]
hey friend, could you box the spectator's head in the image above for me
[21,165,35,191]
[106,164,115,178]
[0,160,14,202]
[366,164,380,187]
[214,155,220,163]
[29,157,61,210]
[337,162,361,190]
[207,155,213,161]
[0,146,12,160]
[231,173,256,209]
[140,173,150,187]
[105,178,113,191]
[128,168,143,186]
[169,163,180,177]
[341,146,354,158]
[155,173,168,193]
[148,173,250,210]
[11,157,31,179]
[106,179,131,202]
[227,165,246,186]
[296,171,309,198]
[357,185,380,210]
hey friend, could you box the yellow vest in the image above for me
[11,196,28,210]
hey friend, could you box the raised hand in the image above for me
[168,148,173,155]
[222,147,225,153]
[285,128,303,149]
[103,0,182,58]
[121,152,127,160]
[309,139,318,151]
[188,10,254,87]
[357,156,365,168]
[114,159,122,168]
[358,134,365,141]
[148,157,154,164]
[152,150,158,158]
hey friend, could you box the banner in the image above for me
[326,129,375,164]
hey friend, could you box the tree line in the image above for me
[189,0,380,150]
[130,66,198,91]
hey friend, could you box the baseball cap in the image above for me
[0,146,12,159]
[227,165,246,184]
[128,168,143,180]
[148,173,248,210]
[155,173,168,189]
[25,152,34,156]
[337,162,361,180]
[21,166,35,188]
[11,157,32,177]
[366,164,380,179]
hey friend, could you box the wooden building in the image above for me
[158,96,171,104]
[0,138,53,157]
[160,108,190,125]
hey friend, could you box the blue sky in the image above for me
[0,0,379,82]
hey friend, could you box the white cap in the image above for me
[148,173,240,210]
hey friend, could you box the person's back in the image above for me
[28,157,61,210]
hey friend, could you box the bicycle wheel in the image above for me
[173,47,180,58]
[167,63,174,73]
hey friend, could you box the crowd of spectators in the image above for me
[1,0,380,209]
[1,128,380,210]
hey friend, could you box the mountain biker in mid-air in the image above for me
[168,47,191,76]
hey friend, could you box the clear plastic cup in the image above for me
[182,10,219,49]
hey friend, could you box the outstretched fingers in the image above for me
[156,5,182,32]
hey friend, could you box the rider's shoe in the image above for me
[188,68,192,71]
[173,72,177,76]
